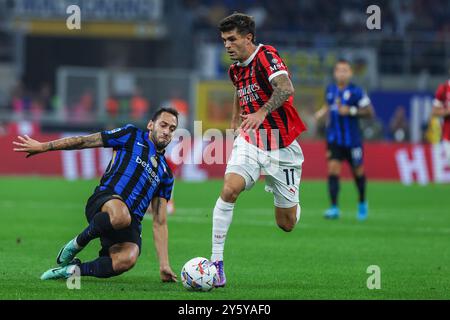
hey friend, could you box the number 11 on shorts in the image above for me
[283,168,295,185]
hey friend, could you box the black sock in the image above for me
[79,256,117,278]
[76,212,113,247]
[355,175,367,203]
[328,175,340,206]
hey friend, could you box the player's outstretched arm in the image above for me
[151,197,177,283]
[240,74,294,131]
[315,104,329,121]
[338,104,375,118]
[12,132,104,158]
[356,104,375,118]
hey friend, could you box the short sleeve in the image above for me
[156,169,174,201]
[357,90,371,108]
[257,49,289,83]
[101,124,136,148]
[434,84,446,107]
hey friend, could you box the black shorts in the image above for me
[327,143,364,168]
[85,189,142,257]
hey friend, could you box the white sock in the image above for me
[296,204,301,224]
[211,197,234,262]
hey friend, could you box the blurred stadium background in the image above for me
[1,0,450,183]
[1,0,450,300]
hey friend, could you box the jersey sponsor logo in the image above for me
[135,156,160,184]
[237,83,260,97]
[271,58,278,64]
[269,62,285,72]
[237,83,261,105]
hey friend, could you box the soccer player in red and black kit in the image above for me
[209,13,307,287]
[432,72,450,165]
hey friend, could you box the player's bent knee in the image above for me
[111,207,132,230]
[103,200,132,229]
[328,161,341,175]
[113,253,138,274]
[353,166,365,177]
[221,184,241,203]
[275,206,298,232]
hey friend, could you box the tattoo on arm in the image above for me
[45,132,103,151]
[263,74,294,114]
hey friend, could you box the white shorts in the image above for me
[225,136,304,208]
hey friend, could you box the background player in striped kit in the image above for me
[210,13,307,287]
[315,60,375,220]
[13,108,179,282]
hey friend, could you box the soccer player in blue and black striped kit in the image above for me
[315,60,375,220]
[13,108,179,281]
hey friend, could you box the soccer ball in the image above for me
[181,257,217,292]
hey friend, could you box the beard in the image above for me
[151,131,170,151]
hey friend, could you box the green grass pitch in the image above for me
[0,177,449,299]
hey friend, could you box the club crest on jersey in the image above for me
[150,156,158,168]
[343,90,351,101]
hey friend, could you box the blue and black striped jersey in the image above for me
[325,83,371,147]
[97,124,174,220]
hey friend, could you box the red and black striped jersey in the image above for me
[229,44,306,150]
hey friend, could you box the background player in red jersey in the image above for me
[431,72,450,165]
[210,13,307,287]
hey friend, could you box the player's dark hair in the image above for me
[335,58,352,67]
[152,107,179,124]
[219,12,256,44]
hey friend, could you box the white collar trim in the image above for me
[237,44,263,67]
